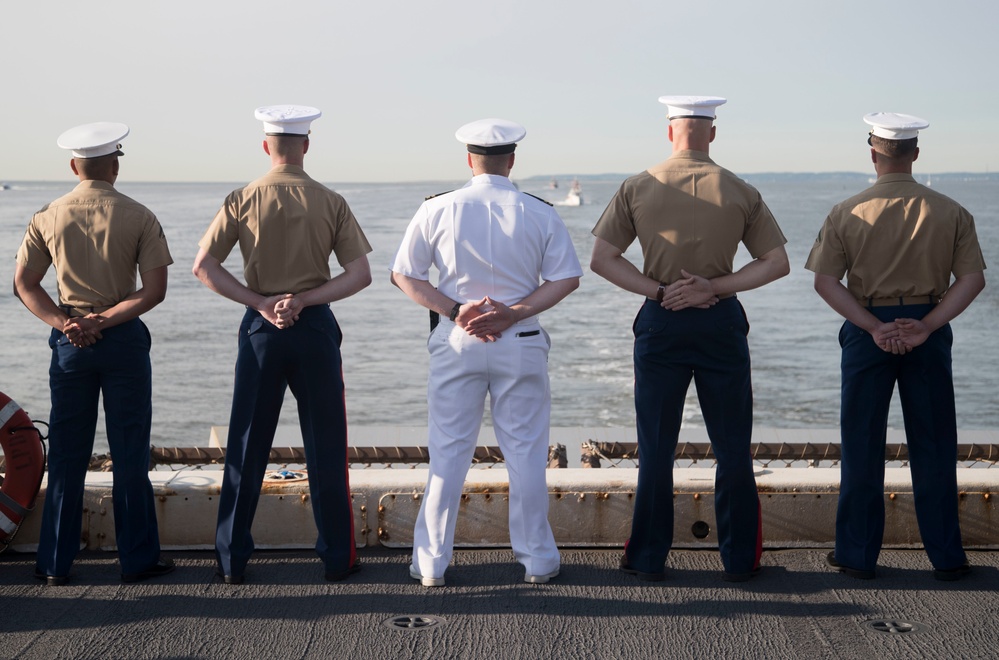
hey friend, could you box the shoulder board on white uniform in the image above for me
[523,192,553,206]
[425,190,454,201]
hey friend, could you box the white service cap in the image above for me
[863,112,929,140]
[658,95,727,120]
[455,118,526,155]
[57,122,129,158]
[254,105,322,135]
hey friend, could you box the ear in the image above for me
[870,148,878,165]
[262,139,271,156]
[303,137,310,155]
[667,125,674,143]
[709,125,717,143]
[467,153,473,169]
[508,152,516,170]
[912,146,919,163]
[111,157,120,177]
[70,158,79,176]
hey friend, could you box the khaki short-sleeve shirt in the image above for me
[805,173,986,300]
[592,150,786,284]
[198,165,372,296]
[16,180,173,308]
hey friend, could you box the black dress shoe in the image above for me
[122,557,176,583]
[215,569,245,585]
[325,562,362,582]
[34,568,70,586]
[722,566,762,582]
[933,563,971,582]
[825,551,875,580]
[619,555,666,582]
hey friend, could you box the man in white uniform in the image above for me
[391,118,582,586]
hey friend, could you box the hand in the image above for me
[63,314,104,348]
[256,294,293,328]
[895,318,931,349]
[871,321,910,354]
[661,270,719,311]
[273,294,303,329]
[462,296,514,342]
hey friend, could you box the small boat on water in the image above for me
[555,179,583,206]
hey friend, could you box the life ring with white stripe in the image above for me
[0,391,46,551]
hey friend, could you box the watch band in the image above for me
[656,283,666,302]
[448,302,461,322]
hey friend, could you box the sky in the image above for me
[4,0,998,183]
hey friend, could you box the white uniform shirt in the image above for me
[391,174,582,319]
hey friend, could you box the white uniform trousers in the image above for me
[412,319,560,579]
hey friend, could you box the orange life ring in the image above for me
[0,391,46,550]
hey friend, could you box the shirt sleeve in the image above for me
[951,207,987,277]
[198,194,241,263]
[330,202,373,267]
[136,214,174,273]
[15,215,52,274]
[804,215,848,278]
[590,184,637,252]
[742,195,788,258]
[390,205,433,280]
[541,212,584,282]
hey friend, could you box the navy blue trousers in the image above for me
[836,304,966,572]
[37,318,161,577]
[215,305,356,577]
[629,298,761,574]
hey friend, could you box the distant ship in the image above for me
[555,178,583,207]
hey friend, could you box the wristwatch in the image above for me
[656,283,666,302]
[449,302,461,322]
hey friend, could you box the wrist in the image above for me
[655,282,665,302]
[448,301,461,322]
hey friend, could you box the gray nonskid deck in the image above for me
[2,547,997,660]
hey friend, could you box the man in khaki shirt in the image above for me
[591,96,789,583]
[193,105,372,584]
[806,112,986,581]
[14,122,174,586]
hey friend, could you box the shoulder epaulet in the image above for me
[523,192,553,206]
[425,190,454,201]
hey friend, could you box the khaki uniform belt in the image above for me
[862,295,939,307]
[59,304,113,317]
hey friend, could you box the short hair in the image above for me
[267,134,308,157]
[469,152,512,174]
[74,154,117,179]
[869,135,918,159]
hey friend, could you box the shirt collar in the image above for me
[467,173,517,189]
[668,149,715,164]
[74,179,116,192]
[270,164,307,175]
[874,173,917,185]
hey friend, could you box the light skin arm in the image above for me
[13,263,168,347]
[813,273,905,353]
[662,245,791,311]
[192,247,291,327]
[895,272,985,348]
[193,248,372,328]
[272,255,373,325]
[389,272,494,339]
[463,277,580,339]
[589,237,665,299]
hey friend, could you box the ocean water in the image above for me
[1,173,997,452]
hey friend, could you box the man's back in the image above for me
[402,174,579,307]
[19,180,166,309]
